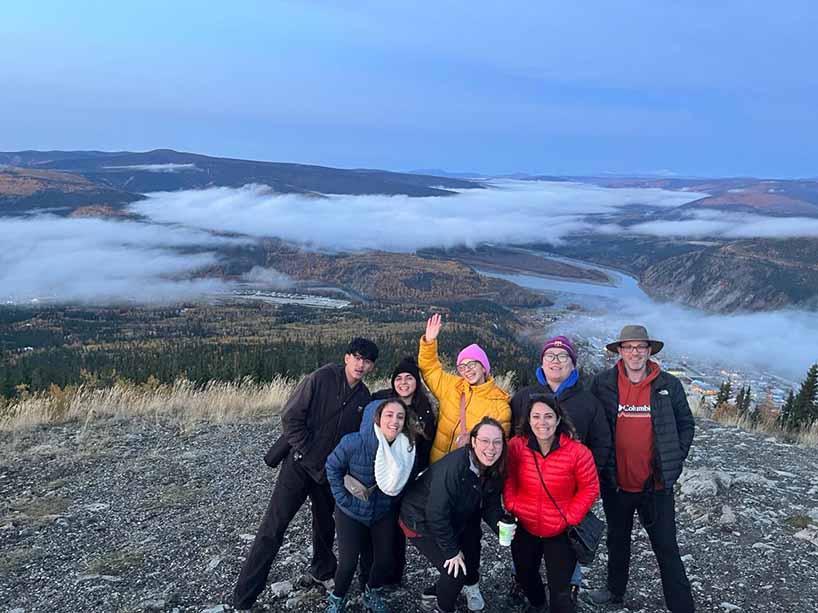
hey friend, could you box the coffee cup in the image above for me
[498,518,516,546]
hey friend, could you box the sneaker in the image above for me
[420,585,437,612]
[587,588,624,605]
[363,586,390,613]
[296,572,335,592]
[462,582,485,611]
[325,592,347,613]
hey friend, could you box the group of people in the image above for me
[232,316,696,613]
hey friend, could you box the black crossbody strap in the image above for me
[530,449,570,527]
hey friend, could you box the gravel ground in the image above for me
[2,415,818,613]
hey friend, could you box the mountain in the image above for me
[589,176,818,217]
[1,149,482,198]
[0,166,142,215]
[640,238,818,312]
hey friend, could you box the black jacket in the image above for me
[590,365,695,490]
[280,363,371,483]
[371,388,436,475]
[511,380,614,486]
[399,446,503,559]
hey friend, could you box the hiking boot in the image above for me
[297,572,335,592]
[587,588,624,605]
[507,574,526,607]
[363,586,390,613]
[325,592,347,613]
[463,582,485,611]
[420,585,437,611]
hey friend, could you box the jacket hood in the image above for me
[535,367,579,397]
[360,398,386,447]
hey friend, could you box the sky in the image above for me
[2,1,818,178]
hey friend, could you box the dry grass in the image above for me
[0,376,297,432]
[691,393,818,447]
[0,371,518,433]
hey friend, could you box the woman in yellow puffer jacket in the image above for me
[419,313,511,465]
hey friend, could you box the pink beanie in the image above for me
[457,344,491,375]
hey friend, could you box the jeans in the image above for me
[602,487,694,613]
[233,454,337,609]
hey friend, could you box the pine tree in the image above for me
[740,385,752,417]
[792,363,818,430]
[715,380,733,406]
[735,386,746,416]
[779,389,796,430]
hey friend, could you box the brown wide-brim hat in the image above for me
[605,324,664,355]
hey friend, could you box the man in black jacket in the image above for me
[509,335,612,604]
[233,338,379,611]
[587,325,695,613]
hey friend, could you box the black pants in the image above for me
[358,514,407,588]
[233,454,336,609]
[409,512,482,613]
[333,507,396,597]
[602,488,694,613]
[511,525,576,612]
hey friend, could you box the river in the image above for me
[478,252,812,397]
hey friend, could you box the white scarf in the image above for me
[373,424,416,496]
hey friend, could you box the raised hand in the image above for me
[443,551,466,577]
[425,313,442,342]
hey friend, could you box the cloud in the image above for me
[103,163,200,172]
[555,293,818,383]
[0,215,249,304]
[239,266,294,289]
[628,210,818,239]
[130,180,706,251]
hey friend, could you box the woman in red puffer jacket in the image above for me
[504,393,599,613]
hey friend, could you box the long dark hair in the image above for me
[373,398,417,448]
[519,393,576,440]
[467,416,508,481]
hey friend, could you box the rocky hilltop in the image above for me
[2,413,817,612]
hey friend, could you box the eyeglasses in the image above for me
[620,343,650,354]
[543,352,571,363]
[350,353,375,366]
[474,437,503,448]
[457,360,482,373]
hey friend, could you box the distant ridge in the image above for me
[0,149,484,200]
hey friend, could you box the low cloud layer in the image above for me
[557,295,818,383]
[103,163,200,173]
[625,209,818,239]
[0,216,248,304]
[130,181,707,251]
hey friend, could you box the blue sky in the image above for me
[3,1,817,177]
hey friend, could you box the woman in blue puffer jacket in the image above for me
[325,398,418,613]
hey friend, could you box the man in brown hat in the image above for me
[587,325,695,612]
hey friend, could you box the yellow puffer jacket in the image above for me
[418,337,511,464]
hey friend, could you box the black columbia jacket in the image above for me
[590,365,695,489]
[399,446,503,560]
[280,363,371,483]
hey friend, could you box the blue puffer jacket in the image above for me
[326,399,402,526]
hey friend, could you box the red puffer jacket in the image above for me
[504,433,599,538]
